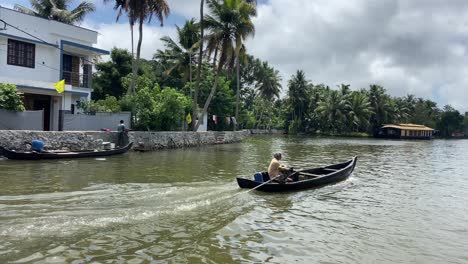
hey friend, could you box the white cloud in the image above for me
[244,0,468,111]
[84,21,177,61]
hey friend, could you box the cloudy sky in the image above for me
[1,0,468,111]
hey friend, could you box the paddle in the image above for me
[246,174,284,193]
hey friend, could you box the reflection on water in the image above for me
[1,136,468,263]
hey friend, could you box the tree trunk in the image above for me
[192,0,204,131]
[235,56,240,131]
[194,65,222,131]
[128,18,143,95]
[131,24,134,58]
[212,46,218,69]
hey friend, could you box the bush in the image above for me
[121,84,192,131]
[0,83,25,112]
[78,96,121,113]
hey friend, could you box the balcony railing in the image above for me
[63,71,92,88]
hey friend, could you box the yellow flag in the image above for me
[54,79,65,93]
[186,113,192,124]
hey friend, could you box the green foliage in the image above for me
[121,73,154,92]
[464,114,468,131]
[436,105,464,137]
[185,63,236,127]
[121,84,191,131]
[14,0,95,25]
[79,96,121,113]
[0,83,25,112]
[154,19,200,84]
[255,61,282,100]
[92,48,133,100]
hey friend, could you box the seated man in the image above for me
[267,153,291,182]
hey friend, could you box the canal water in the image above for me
[0,136,467,263]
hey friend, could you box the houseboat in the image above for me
[376,123,435,140]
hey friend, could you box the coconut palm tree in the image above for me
[315,90,348,132]
[104,0,170,95]
[287,70,310,122]
[256,62,282,100]
[154,19,200,84]
[368,84,396,131]
[14,0,95,25]
[104,0,136,58]
[347,91,374,132]
[192,0,205,131]
[194,0,255,131]
[234,0,256,130]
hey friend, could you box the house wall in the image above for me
[0,7,98,85]
[0,7,104,131]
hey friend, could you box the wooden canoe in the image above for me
[0,142,133,160]
[236,156,357,192]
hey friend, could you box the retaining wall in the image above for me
[0,130,251,151]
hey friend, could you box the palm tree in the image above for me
[256,62,281,100]
[315,90,347,132]
[104,0,136,58]
[368,84,396,131]
[287,70,310,123]
[193,0,205,131]
[347,91,373,132]
[194,0,255,131]
[154,19,200,84]
[15,0,95,25]
[104,0,170,95]
[234,0,256,130]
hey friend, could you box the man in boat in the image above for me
[268,153,294,182]
[117,120,127,147]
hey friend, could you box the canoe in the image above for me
[236,156,357,192]
[0,142,133,160]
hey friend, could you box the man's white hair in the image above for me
[273,153,282,159]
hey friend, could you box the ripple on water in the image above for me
[1,137,468,263]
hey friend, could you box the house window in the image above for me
[7,39,35,68]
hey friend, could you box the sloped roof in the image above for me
[382,123,434,131]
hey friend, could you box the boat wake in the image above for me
[0,182,241,239]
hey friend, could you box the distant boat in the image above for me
[236,157,357,192]
[0,142,133,160]
[375,123,434,140]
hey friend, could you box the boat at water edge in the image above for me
[0,142,133,160]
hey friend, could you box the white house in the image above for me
[0,6,108,131]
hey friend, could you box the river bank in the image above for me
[0,129,283,151]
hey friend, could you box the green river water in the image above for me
[0,136,467,263]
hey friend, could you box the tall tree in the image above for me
[256,62,282,100]
[347,91,373,132]
[92,48,133,100]
[316,90,347,132]
[194,0,255,131]
[193,0,205,131]
[155,19,200,84]
[104,0,170,95]
[234,0,256,130]
[15,0,95,25]
[287,70,309,122]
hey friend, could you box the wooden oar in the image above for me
[246,174,284,193]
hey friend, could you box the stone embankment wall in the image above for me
[0,130,116,151]
[0,130,251,151]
